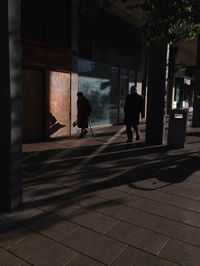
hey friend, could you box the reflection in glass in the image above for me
[78,59,119,126]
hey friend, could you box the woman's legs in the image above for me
[83,128,88,134]
[79,128,88,138]
[133,125,140,140]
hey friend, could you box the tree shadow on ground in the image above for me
[22,139,200,205]
[2,129,200,243]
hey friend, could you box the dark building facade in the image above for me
[21,0,74,142]
[78,9,140,125]
[1,0,142,211]
[20,0,141,142]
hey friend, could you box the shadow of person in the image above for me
[49,112,57,127]
[48,112,65,135]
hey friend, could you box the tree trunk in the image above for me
[145,42,168,145]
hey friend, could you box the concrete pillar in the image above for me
[192,35,200,127]
[70,0,79,134]
[145,42,168,145]
[0,0,22,211]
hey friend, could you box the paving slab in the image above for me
[98,187,200,228]
[61,227,127,264]
[118,192,200,228]
[175,179,200,192]
[188,172,200,183]
[24,192,81,217]
[100,198,200,247]
[110,246,179,266]
[8,232,77,266]
[0,216,31,249]
[25,213,80,242]
[63,205,118,234]
[0,248,30,266]
[68,254,105,266]
[106,221,169,255]
[4,205,43,223]
[114,187,200,213]
[160,185,200,201]
[73,194,113,212]
[160,239,200,266]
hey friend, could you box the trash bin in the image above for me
[167,108,188,148]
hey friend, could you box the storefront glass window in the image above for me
[78,59,119,126]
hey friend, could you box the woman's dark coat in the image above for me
[77,97,92,128]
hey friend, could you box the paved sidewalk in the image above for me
[1,125,200,266]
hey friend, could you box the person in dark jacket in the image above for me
[77,91,92,138]
[124,85,143,142]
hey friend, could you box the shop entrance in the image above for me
[22,69,71,142]
[22,69,46,142]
